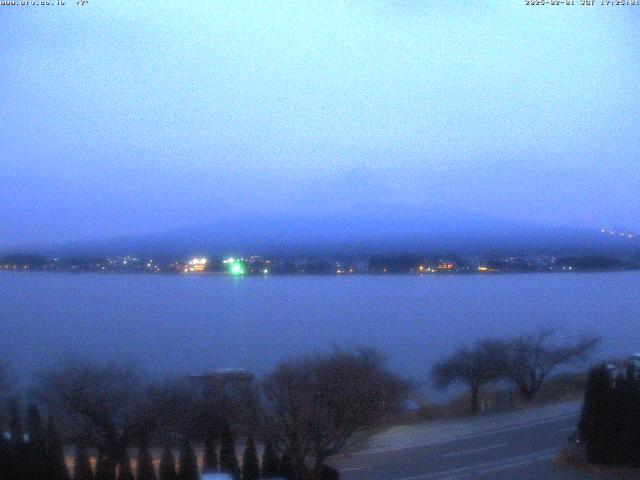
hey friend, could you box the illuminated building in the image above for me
[437,262,455,271]
[477,266,497,272]
[229,261,245,275]
[223,257,246,275]
[185,257,208,273]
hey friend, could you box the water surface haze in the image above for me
[2,271,638,389]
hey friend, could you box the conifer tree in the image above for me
[26,405,47,480]
[95,453,116,480]
[136,444,157,480]
[177,439,199,480]
[278,452,295,480]
[609,374,633,465]
[117,449,134,480]
[260,442,279,479]
[0,432,9,480]
[241,436,260,480]
[9,400,24,446]
[202,432,218,473]
[219,423,240,480]
[317,464,339,480]
[629,364,640,467]
[74,444,95,480]
[46,415,71,480]
[159,446,177,480]
[579,366,612,464]
[26,404,45,446]
[8,400,26,480]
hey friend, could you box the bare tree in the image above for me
[504,329,600,402]
[432,339,506,414]
[145,378,201,442]
[146,374,260,446]
[35,360,154,466]
[261,360,313,477]
[262,348,410,478]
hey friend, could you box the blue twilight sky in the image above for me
[1,1,639,249]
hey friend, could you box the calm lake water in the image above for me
[1,271,638,388]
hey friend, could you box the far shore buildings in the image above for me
[185,257,208,273]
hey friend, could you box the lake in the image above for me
[1,271,638,390]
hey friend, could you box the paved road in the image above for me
[329,403,592,480]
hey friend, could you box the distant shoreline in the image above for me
[1,267,638,277]
[2,251,638,277]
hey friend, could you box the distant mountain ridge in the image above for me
[26,210,640,259]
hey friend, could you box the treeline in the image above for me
[0,349,410,480]
[0,404,68,480]
[0,403,315,480]
[432,329,599,414]
[578,363,640,467]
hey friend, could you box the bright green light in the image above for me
[229,261,245,275]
